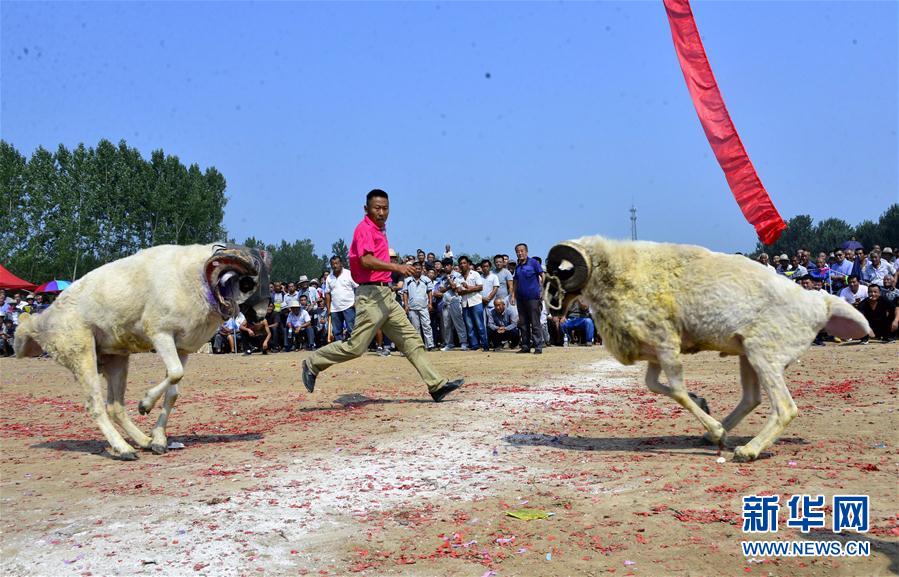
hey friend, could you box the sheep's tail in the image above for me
[823,294,874,339]
[13,312,46,358]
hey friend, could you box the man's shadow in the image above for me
[295,393,435,412]
[503,432,807,456]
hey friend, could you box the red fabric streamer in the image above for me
[663,0,785,245]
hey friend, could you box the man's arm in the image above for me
[360,253,416,277]
[504,310,518,331]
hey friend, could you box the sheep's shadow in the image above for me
[295,393,435,412]
[801,531,898,574]
[503,432,808,456]
[32,433,263,456]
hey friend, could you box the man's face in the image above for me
[267,303,274,314]
[871,252,881,266]
[758,254,769,265]
[856,249,865,260]
[816,257,826,268]
[365,196,389,228]
[417,251,425,262]
[287,282,296,293]
[480,262,491,276]
[883,275,894,289]
[274,281,283,292]
[413,264,422,278]
[801,278,813,290]
[515,245,528,262]
[869,285,881,300]
[459,259,470,275]
[494,257,505,270]
[14,295,21,304]
[317,298,324,308]
[427,253,436,263]
[835,251,845,263]
[331,258,343,275]
[299,296,308,307]
[434,261,443,273]
[790,256,799,267]
[35,295,43,303]
[800,252,810,265]
[849,277,860,291]
[495,299,506,314]
[427,270,436,281]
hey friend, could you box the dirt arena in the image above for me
[1,343,896,576]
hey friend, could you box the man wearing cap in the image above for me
[882,247,895,265]
[286,298,314,351]
[300,189,463,402]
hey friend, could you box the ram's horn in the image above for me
[544,241,591,315]
[547,241,591,292]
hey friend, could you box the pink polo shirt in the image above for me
[349,215,391,283]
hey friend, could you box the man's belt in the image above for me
[360,281,389,286]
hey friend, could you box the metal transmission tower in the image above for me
[630,205,638,241]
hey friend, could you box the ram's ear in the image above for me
[546,241,592,293]
[205,250,258,288]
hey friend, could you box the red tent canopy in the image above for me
[0,264,36,291]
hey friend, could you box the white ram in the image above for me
[544,236,872,461]
[15,244,271,460]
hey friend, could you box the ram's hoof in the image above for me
[688,392,710,415]
[116,451,139,461]
[732,446,757,462]
[150,443,168,455]
[138,401,151,415]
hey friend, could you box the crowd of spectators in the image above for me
[213,242,602,357]
[755,245,898,343]
[3,241,896,358]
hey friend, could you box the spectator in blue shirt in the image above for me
[512,242,544,354]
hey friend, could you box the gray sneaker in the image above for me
[301,358,316,393]
[430,379,463,402]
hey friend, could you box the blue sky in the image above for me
[2,1,896,259]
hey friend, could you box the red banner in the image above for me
[663,0,785,245]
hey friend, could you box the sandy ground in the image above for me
[1,342,897,577]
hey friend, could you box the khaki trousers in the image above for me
[308,285,446,391]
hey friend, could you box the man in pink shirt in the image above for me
[301,189,463,402]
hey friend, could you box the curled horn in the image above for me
[543,241,592,314]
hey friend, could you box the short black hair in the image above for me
[493,254,504,262]
[299,294,308,301]
[480,259,491,267]
[515,243,528,252]
[458,255,471,265]
[534,256,542,264]
[330,255,342,262]
[413,260,422,267]
[366,189,389,205]
[441,257,454,266]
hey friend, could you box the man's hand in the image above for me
[497,326,505,334]
[396,263,416,277]
[247,329,255,337]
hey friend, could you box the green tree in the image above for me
[813,218,855,255]
[875,204,899,249]
[330,238,349,264]
[0,139,229,281]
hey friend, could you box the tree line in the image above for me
[750,205,898,257]
[0,140,349,284]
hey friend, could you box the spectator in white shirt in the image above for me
[838,276,868,308]
[457,255,488,351]
[324,256,358,341]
